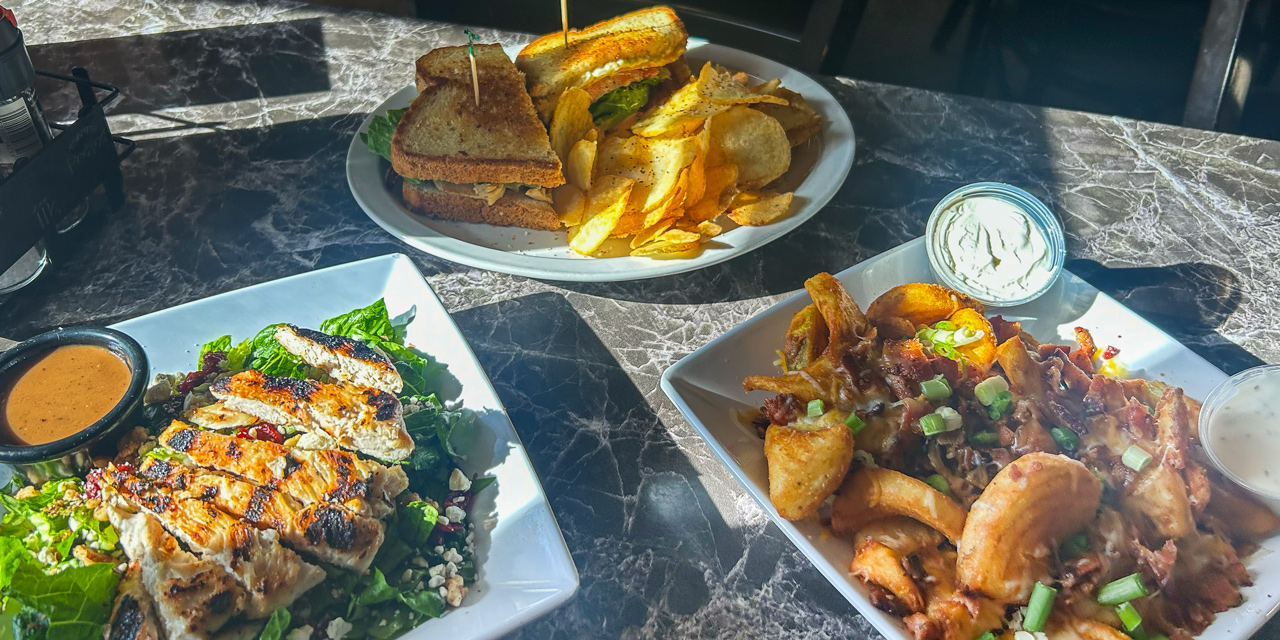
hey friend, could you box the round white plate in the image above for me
[345,41,856,282]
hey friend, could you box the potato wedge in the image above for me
[866,283,985,337]
[764,411,854,520]
[851,516,944,555]
[947,307,998,370]
[782,304,828,370]
[1203,476,1280,540]
[957,453,1101,602]
[850,541,925,613]
[831,467,967,544]
[1122,459,1195,539]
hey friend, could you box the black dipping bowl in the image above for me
[0,327,148,483]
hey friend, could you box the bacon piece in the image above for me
[762,393,805,426]
[1071,327,1097,375]
[1155,386,1190,470]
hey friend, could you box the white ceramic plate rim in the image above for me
[109,254,578,640]
[345,41,855,282]
[660,238,1280,640]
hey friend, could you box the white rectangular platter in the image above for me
[112,253,578,640]
[661,237,1280,640]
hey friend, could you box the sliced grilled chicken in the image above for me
[139,457,385,572]
[276,324,403,394]
[211,369,414,461]
[105,562,162,640]
[159,421,407,518]
[102,469,326,618]
[106,506,246,639]
[186,400,260,431]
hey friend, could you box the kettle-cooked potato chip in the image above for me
[629,228,704,256]
[565,138,596,191]
[570,176,634,255]
[727,190,794,226]
[630,218,675,249]
[751,87,821,147]
[596,135,698,214]
[552,184,586,226]
[709,106,791,189]
[631,63,785,137]
[686,163,739,222]
[550,87,594,164]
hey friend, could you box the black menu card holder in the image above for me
[0,69,134,282]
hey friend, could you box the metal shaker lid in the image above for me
[0,6,36,98]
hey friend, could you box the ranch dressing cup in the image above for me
[1200,365,1280,506]
[925,182,1065,307]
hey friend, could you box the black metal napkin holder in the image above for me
[0,68,134,281]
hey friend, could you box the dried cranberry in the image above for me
[235,426,252,439]
[176,370,206,394]
[201,350,227,373]
[84,469,105,500]
[254,423,284,444]
[445,490,473,511]
[1103,346,1120,360]
[116,462,134,474]
[435,521,462,533]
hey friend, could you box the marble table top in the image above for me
[4,0,1280,638]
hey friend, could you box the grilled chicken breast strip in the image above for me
[105,562,162,640]
[158,421,407,519]
[105,506,247,639]
[211,369,414,461]
[275,324,404,394]
[186,400,260,431]
[139,457,385,572]
[102,469,326,618]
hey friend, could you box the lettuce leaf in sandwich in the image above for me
[589,74,666,129]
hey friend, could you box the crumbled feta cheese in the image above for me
[436,515,450,526]
[427,574,446,588]
[448,469,472,492]
[401,569,413,583]
[439,586,448,598]
[466,531,474,544]
[411,556,430,568]
[445,505,466,523]
[428,564,446,577]
[442,548,463,564]
[327,617,354,640]
[286,626,314,640]
[433,545,445,554]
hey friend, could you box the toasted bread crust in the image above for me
[517,6,687,120]
[401,181,561,231]
[393,44,563,187]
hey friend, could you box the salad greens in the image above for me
[589,75,665,129]
[361,108,408,164]
[0,480,122,640]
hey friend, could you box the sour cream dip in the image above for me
[1202,365,1280,499]
[925,183,1064,306]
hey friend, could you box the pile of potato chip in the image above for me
[548,62,823,256]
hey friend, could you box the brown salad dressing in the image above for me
[0,344,131,446]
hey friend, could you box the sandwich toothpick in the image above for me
[560,0,568,47]
[464,29,480,107]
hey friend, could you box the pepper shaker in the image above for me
[0,5,52,180]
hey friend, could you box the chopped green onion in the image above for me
[987,390,1013,419]
[1115,602,1143,633]
[921,375,952,401]
[924,474,951,495]
[845,413,866,436]
[1023,582,1056,633]
[950,326,984,347]
[1122,445,1153,472]
[975,632,997,640]
[934,320,957,331]
[1050,427,1080,451]
[974,376,1010,405]
[1060,532,1090,559]
[807,399,824,417]
[936,406,963,431]
[969,431,1000,446]
[920,413,947,436]
[1097,573,1148,605]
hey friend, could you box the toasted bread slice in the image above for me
[401,180,561,231]
[517,7,688,121]
[392,44,562,187]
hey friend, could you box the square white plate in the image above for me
[660,237,1280,640]
[111,254,578,640]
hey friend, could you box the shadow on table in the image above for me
[29,18,329,126]
[1067,259,1264,375]
[451,292,860,637]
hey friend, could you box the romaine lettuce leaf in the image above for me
[360,108,408,164]
[0,538,119,640]
[319,301,447,397]
[589,76,665,129]
[258,608,291,640]
[398,501,437,545]
[197,335,231,369]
